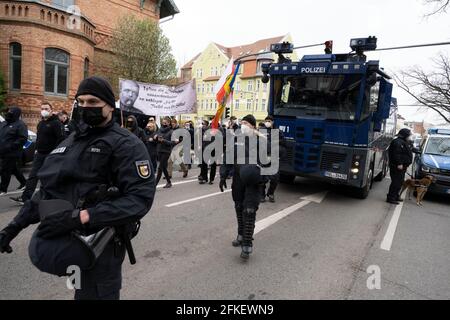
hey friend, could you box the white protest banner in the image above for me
[119,79,197,116]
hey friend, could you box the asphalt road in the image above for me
[0,166,449,300]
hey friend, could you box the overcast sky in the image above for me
[161,0,450,124]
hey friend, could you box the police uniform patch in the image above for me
[136,160,151,179]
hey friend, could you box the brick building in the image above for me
[0,0,179,129]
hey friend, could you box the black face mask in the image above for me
[5,113,14,123]
[81,107,107,126]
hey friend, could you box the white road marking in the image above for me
[165,189,232,207]
[380,201,405,251]
[0,189,39,197]
[157,179,198,189]
[255,192,328,235]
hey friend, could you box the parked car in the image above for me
[414,128,450,195]
[0,115,36,165]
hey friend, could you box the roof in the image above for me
[181,53,201,70]
[215,35,286,60]
[182,35,287,70]
[203,76,221,81]
[160,0,180,19]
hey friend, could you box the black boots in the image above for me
[232,235,243,247]
[241,208,256,260]
[240,245,253,259]
[232,205,244,247]
[232,206,257,259]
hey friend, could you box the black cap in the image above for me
[242,114,256,127]
[75,76,116,108]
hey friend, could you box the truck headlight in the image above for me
[351,168,359,174]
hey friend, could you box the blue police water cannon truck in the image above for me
[262,36,397,198]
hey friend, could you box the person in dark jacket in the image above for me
[219,114,264,260]
[168,118,189,179]
[198,120,218,185]
[155,117,175,188]
[0,107,28,195]
[144,121,158,174]
[58,110,76,138]
[0,76,155,300]
[125,115,147,145]
[11,102,64,204]
[258,116,287,203]
[387,128,414,204]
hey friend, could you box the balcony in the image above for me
[0,0,96,44]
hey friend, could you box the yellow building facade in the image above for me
[180,34,297,124]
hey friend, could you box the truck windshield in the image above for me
[425,137,450,156]
[273,75,363,120]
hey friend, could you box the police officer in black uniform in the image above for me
[387,128,413,204]
[219,115,263,260]
[0,77,155,300]
[258,115,286,203]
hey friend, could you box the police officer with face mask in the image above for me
[219,115,263,260]
[0,77,155,300]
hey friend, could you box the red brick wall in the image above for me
[0,0,162,130]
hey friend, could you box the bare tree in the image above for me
[424,0,450,16]
[395,54,450,123]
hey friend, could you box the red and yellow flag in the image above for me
[211,59,241,130]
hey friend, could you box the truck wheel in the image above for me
[355,168,373,199]
[279,174,295,184]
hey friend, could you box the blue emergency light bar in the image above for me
[428,128,450,135]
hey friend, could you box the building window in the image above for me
[235,99,240,110]
[84,58,89,79]
[215,67,218,76]
[247,99,252,111]
[263,82,268,92]
[44,48,69,95]
[255,99,259,111]
[53,0,74,9]
[256,80,261,91]
[247,80,254,92]
[236,81,241,92]
[210,67,214,76]
[262,99,267,111]
[9,42,22,90]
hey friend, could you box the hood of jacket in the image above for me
[6,106,22,122]
[126,115,139,132]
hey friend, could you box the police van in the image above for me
[414,128,450,195]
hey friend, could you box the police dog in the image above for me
[399,175,436,206]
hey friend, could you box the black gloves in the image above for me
[37,209,82,239]
[0,222,22,254]
[219,179,228,192]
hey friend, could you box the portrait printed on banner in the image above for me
[119,79,143,114]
